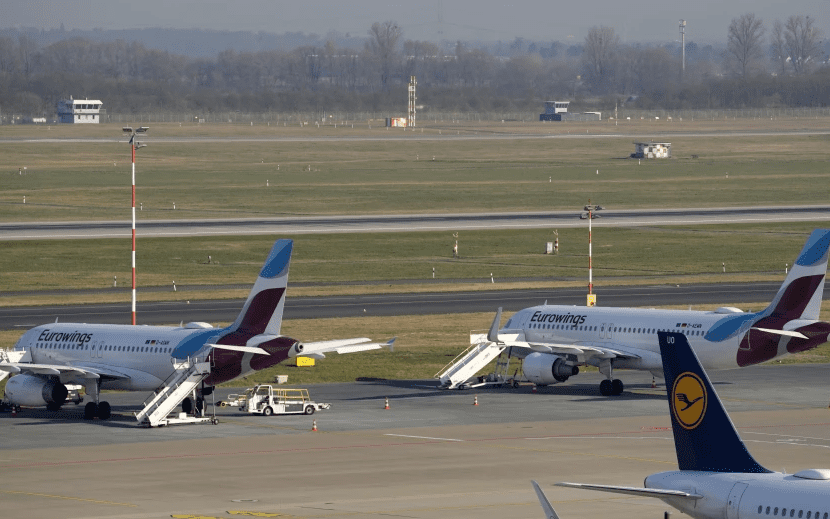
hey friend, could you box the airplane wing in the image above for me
[531,481,562,519]
[293,337,397,359]
[555,482,701,500]
[0,362,130,380]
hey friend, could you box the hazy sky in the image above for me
[4,0,828,44]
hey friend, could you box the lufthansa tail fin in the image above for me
[226,239,293,339]
[764,229,830,321]
[658,331,770,473]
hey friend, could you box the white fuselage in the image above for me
[505,305,756,372]
[647,471,830,519]
[14,323,219,390]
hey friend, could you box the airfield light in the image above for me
[124,126,149,325]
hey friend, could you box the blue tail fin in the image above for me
[226,239,293,339]
[657,332,770,473]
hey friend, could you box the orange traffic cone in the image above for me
[532,385,537,393]
[311,419,318,432]
[384,397,390,410]
[11,406,17,417]
[473,395,479,406]
[651,377,656,389]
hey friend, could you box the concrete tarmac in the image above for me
[3,365,830,519]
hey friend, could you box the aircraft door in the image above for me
[726,482,749,519]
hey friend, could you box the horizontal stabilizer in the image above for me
[751,327,808,339]
[207,343,269,355]
[555,482,701,499]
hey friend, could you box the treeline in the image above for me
[0,19,827,119]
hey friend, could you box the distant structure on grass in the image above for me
[633,141,672,159]
[58,97,103,124]
[539,101,601,122]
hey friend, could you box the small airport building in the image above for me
[57,98,103,124]
[633,141,672,159]
[539,101,601,122]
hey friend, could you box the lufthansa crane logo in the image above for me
[671,372,707,430]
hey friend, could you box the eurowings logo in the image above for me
[671,372,707,430]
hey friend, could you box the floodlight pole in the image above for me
[131,142,136,325]
[123,126,148,325]
[584,200,602,307]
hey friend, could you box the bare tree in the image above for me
[783,15,823,74]
[770,20,788,75]
[366,21,402,91]
[727,13,765,77]
[582,26,619,94]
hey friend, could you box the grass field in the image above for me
[1,119,829,222]
[0,223,826,297]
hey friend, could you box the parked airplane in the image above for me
[551,331,830,519]
[474,229,830,395]
[0,239,394,420]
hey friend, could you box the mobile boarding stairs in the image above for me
[134,353,217,427]
[434,330,524,390]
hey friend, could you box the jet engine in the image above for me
[522,353,579,384]
[5,374,69,407]
[287,342,304,358]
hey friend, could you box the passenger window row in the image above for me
[34,343,173,354]
[527,324,706,336]
[759,506,827,519]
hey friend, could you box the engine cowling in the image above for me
[5,374,69,407]
[523,353,579,384]
[287,342,304,358]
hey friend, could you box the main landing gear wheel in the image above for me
[98,401,111,420]
[181,397,193,414]
[84,402,98,420]
[599,379,624,396]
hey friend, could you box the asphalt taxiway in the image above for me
[3,364,830,519]
[2,205,830,239]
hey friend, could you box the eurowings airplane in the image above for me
[485,229,830,395]
[0,239,394,420]
[551,331,830,519]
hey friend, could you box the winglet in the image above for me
[488,307,503,343]
[531,480,561,519]
[387,337,397,352]
[657,331,771,473]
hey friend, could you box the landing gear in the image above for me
[599,378,624,396]
[98,401,111,420]
[598,359,624,396]
[181,397,193,414]
[83,400,112,419]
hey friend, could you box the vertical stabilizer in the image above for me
[764,229,830,321]
[658,332,770,473]
[227,239,293,338]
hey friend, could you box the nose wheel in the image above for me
[599,379,624,396]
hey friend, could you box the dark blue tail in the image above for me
[657,332,771,473]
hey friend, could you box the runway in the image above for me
[2,205,830,239]
[0,281,783,329]
[3,364,830,519]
